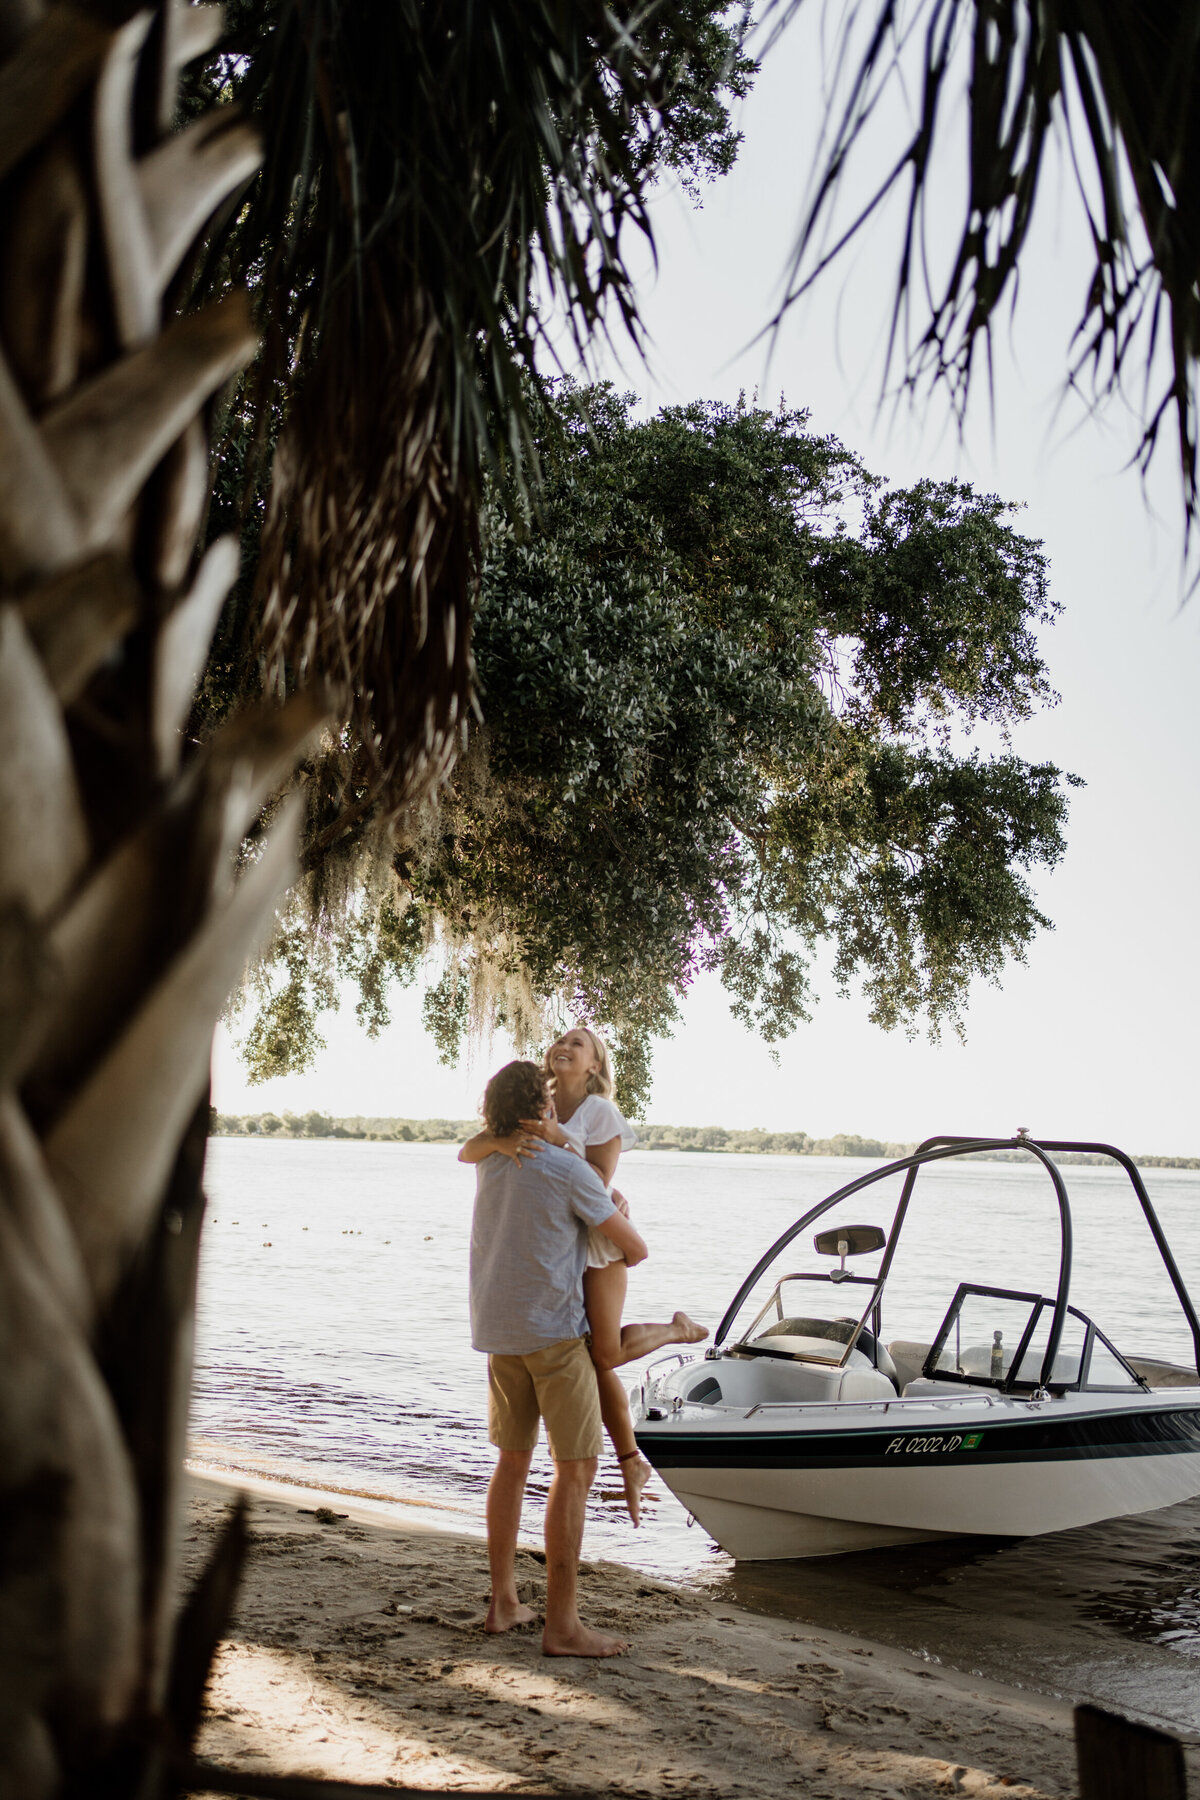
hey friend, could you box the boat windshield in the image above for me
[736,1270,884,1369]
[923,1283,1145,1394]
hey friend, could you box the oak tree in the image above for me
[240,387,1077,1113]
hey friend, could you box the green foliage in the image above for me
[188,0,756,528]
[210,1113,476,1142]
[237,975,328,1085]
[231,900,424,1083]
[635,1125,900,1156]
[639,1,756,197]
[237,386,1076,1116]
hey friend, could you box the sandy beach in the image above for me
[181,1471,1151,1799]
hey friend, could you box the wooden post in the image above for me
[1075,1702,1187,1799]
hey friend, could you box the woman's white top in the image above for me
[558,1095,637,1269]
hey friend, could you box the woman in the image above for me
[460,1026,706,1523]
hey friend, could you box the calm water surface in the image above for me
[193,1139,1200,1730]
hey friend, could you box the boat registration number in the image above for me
[884,1432,984,1455]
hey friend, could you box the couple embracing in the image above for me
[463,1028,706,1657]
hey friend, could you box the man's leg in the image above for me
[528,1337,627,1657]
[484,1352,540,1633]
[542,1453,626,1656]
[485,1446,536,1633]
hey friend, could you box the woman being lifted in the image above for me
[461,1026,707,1524]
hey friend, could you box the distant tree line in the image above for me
[206,1112,1199,1168]
[637,1127,905,1158]
[208,1109,470,1143]
[208,1110,904,1153]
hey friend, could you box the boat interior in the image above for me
[666,1193,1199,1412]
[649,1137,1200,1418]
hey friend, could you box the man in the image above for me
[466,1058,648,1657]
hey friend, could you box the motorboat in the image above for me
[632,1134,1200,1559]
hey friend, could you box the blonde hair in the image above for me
[544,1026,614,1098]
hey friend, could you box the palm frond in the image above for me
[197,0,751,811]
[771,0,1200,533]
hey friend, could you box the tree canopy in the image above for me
[234,387,1078,1114]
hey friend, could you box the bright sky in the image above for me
[213,15,1200,1154]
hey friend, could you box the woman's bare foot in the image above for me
[543,1622,627,1657]
[485,1597,538,1633]
[673,1311,709,1345]
[620,1453,653,1526]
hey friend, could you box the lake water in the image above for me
[192,1138,1200,1731]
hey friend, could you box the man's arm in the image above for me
[457,1128,543,1166]
[596,1208,648,1266]
[569,1158,647,1264]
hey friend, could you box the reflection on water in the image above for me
[194,1138,1200,1729]
[697,1499,1200,1730]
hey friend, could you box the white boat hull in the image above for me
[637,1383,1200,1559]
[669,1492,948,1558]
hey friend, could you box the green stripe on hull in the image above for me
[638,1406,1200,1472]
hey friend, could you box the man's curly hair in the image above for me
[483,1061,549,1138]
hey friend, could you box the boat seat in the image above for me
[962,1344,1085,1383]
[765,1317,899,1387]
[896,1345,1094,1391]
[887,1341,939,1390]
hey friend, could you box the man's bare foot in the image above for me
[543,1622,628,1657]
[673,1311,709,1345]
[620,1453,653,1526]
[485,1598,538,1633]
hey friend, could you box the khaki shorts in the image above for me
[488,1336,602,1462]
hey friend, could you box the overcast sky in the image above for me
[213,13,1200,1153]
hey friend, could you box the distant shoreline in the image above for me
[209,1110,1200,1170]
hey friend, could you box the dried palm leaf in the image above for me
[0,3,326,1789]
[201,0,707,813]
[256,279,473,810]
[97,1105,218,1716]
[17,554,141,703]
[163,1495,248,1758]
[0,1099,141,1756]
[46,791,305,1310]
[0,607,89,918]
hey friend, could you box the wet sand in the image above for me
[703,1504,1200,1737]
[183,1472,1139,1799]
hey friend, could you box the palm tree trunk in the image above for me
[0,4,323,1792]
